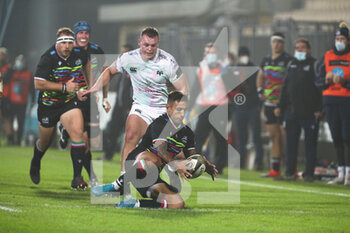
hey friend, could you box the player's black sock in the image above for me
[272,157,280,172]
[138,199,168,208]
[83,149,96,178]
[32,140,46,165]
[71,142,85,178]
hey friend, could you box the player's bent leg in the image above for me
[61,109,87,189]
[30,125,56,184]
[121,114,148,171]
[118,183,184,209]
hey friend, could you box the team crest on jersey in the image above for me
[157,70,163,76]
[303,65,310,71]
[75,59,82,66]
[278,61,285,66]
[42,117,49,124]
[58,61,62,66]
[130,67,137,73]
[181,136,188,143]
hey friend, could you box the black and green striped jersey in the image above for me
[34,45,88,106]
[130,113,196,163]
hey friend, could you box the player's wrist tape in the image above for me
[102,98,108,109]
[62,83,67,93]
[257,87,263,97]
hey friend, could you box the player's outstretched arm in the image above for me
[172,74,189,97]
[202,156,218,181]
[157,141,193,180]
[83,62,119,95]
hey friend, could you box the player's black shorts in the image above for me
[264,105,283,124]
[79,95,100,138]
[37,97,81,128]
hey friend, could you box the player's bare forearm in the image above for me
[34,79,63,92]
[256,69,265,89]
[157,142,174,164]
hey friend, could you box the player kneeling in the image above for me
[92,91,217,208]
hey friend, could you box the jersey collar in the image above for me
[166,112,182,130]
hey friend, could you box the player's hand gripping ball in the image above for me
[185,154,206,179]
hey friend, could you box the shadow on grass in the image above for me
[34,188,90,201]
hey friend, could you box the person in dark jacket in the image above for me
[275,38,322,181]
[315,22,350,186]
[229,46,263,170]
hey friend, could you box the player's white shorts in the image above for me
[129,103,166,125]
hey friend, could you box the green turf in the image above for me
[0,146,350,233]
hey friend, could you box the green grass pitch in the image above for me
[0,146,350,233]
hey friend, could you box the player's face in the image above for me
[138,34,159,60]
[271,39,284,54]
[167,101,188,125]
[75,31,90,48]
[56,37,74,58]
[295,42,309,53]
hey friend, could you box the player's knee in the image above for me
[69,127,84,141]
[124,130,139,144]
[168,200,185,209]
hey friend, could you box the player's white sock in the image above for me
[345,167,350,178]
[338,166,345,178]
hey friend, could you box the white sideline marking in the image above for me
[201,176,350,198]
[0,205,21,213]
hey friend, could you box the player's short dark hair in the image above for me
[56,27,74,38]
[272,31,285,39]
[140,27,159,39]
[168,91,188,105]
[295,38,311,49]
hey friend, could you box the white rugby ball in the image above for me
[185,154,206,179]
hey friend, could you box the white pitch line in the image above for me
[201,176,350,198]
[0,205,22,213]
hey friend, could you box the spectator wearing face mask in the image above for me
[7,54,35,145]
[228,46,264,170]
[315,22,350,186]
[193,42,229,174]
[275,39,322,182]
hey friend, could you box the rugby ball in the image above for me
[185,154,206,179]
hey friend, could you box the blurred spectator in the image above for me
[194,42,228,174]
[7,54,35,145]
[100,44,133,160]
[0,47,13,145]
[275,39,322,182]
[316,22,350,186]
[229,46,263,170]
[257,32,292,178]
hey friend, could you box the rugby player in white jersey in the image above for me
[83,27,188,175]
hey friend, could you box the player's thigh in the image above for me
[137,151,163,167]
[125,114,148,141]
[60,108,84,141]
[38,124,56,149]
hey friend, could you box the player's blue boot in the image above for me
[117,198,137,208]
[91,183,116,196]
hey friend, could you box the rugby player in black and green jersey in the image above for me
[92,91,218,209]
[58,21,107,187]
[29,27,91,189]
